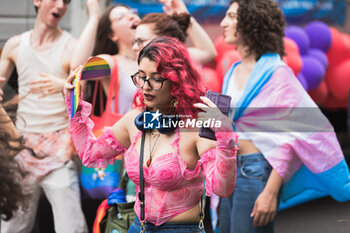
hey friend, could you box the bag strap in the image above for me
[105,56,119,113]
[137,130,204,232]
[199,194,204,230]
[118,171,129,191]
[91,81,104,115]
[139,131,146,232]
[137,131,204,233]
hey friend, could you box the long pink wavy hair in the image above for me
[133,37,205,118]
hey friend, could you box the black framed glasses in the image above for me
[131,72,167,90]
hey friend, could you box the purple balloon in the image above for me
[285,26,310,55]
[304,21,332,53]
[301,56,325,90]
[297,73,308,91]
[308,48,328,68]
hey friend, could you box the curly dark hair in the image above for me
[0,105,29,221]
[231,0,286,60]
[0,137,28,221]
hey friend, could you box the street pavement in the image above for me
[275,197,350,233]
[31,195,350,233]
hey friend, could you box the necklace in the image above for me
[147,131,160,167]
[119,53,136,61]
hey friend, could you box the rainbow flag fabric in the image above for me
[70,57,111,118]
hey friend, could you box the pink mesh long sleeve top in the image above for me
[67,99,238,226]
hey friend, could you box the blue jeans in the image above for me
[219,153,275,233]
[128,217,205,233]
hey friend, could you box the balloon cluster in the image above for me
[284,21,349,107]
[209,21,349,108]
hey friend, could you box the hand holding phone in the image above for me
[198,90,232,140]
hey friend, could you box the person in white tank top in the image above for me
[0,0,102,232]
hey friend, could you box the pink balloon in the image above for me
[284,37,300,55]
[216,49,241,84]
[201,67,222,93]
[342,33,350,60]
[283,37,302,75]
[325,59,350,101]
[327,28,348,67]
[308,81,328,105]
[323,94,348,109]
[283,51,303,76]
[214,35,237,62]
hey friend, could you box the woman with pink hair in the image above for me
[65,37,238,232]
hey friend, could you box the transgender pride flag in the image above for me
[222,53,350,209]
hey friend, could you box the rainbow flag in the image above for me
[70,66,83,118]
[70,57,111,118]
[81,56,111,80]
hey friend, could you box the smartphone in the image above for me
[199,90,232,140]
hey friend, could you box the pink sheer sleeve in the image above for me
[200,130,238,198]
[66,97,126,168]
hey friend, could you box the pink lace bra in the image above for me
[125,129,204,190]
[124,129,209,225]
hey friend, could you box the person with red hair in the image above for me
[64,37,238,232]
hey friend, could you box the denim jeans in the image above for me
[128,217,205,233]
[219,153,275,233]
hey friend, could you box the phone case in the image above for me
[199,90,232,140]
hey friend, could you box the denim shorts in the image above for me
[128,216,205,233]
[219,153,275,233]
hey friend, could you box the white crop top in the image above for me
[116,68,138,114]
[225,69,250,140]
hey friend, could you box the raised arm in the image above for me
[70,0,101,71]
[64,71,129,168]
[159,0,217,64]
[195,96,238,197]
[29,0,101,98]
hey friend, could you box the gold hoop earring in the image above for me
[171,99,178,108]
